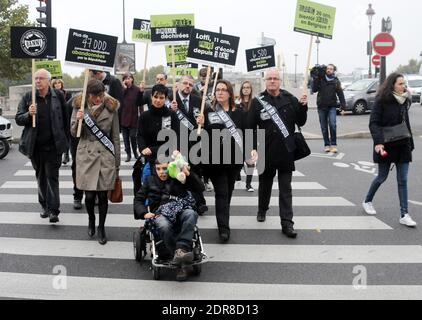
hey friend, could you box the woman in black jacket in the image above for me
[197,80,246,242]
[362,73,416,227]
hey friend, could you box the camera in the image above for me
[310,64,327,80]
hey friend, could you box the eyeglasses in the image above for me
[216,88,228,93]
[265,77,280,81]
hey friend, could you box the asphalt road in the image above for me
[0,137,421,300]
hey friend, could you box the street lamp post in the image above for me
[294,54,298,88]
[366,4,375,78]
[315,37,321,65]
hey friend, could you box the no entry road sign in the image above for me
[373,33,395,56]
[372,55,381,66]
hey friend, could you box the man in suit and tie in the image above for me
[171,75,208,215]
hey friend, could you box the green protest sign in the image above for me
[294,0,336,39]
[34,60,62,78]
[150,14,194,44]
[132,19,151,42]
[165,45,188,64]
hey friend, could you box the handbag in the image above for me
[108,176,123,203]
[382,106,411,145]
[293,127,311,161]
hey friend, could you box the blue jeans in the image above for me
[318,107,337,147]
[155,209,198,253]
[365,163,409,217]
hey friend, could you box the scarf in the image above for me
[392,91,409,105]
[325,74,336,82]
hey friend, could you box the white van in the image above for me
[404,74,422,104]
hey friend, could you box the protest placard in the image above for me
[294,0,336,39]
[115,43,136,75]
[246,45,276,73]
[34,60,62,78]
[150,14,194,45]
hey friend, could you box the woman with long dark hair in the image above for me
[362,72,416,227]
[238,81,255,192]
[197,80,245,242]
[71,79,121,244]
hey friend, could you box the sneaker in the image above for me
[330,146,338,153]
[173,248,194,265]
[176,268,188,282]
[205,182,213,192]
[362,202,377,215]
[246,185,255,192]
[49,214,59,224]
[73,199,82,210]
[400,214,417,227]
[324,146,331,153]
[40,209,49,219]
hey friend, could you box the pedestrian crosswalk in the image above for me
[0,159,420,300]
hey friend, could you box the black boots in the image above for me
[88,218,95,238]
[97,226,107,245]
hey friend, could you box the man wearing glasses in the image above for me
[170,75,208,216]
[248,68,308,239]
[16,69,69,223]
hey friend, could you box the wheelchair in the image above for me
[132,217,208,280]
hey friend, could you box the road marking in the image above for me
[0,194,355,207]
[0,212,391,230]
[409,200,422,206]
[2,272,422,300]
[311,152,345,160]
[0,181,327,191]
[1,238,421,263]
[15,170,305,178]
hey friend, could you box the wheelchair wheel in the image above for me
[192,264,202,276]
[152,266,161,280]
[133,228,146,262]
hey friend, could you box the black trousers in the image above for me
[121,127,138,158]
[70,136,83,201]
[30,149,62,215]
[190,164,206,207]
[258,167,294,228]
[208,165,241,232]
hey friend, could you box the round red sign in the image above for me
[372,55,381,66]
[373,33,395,56]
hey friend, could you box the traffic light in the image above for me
[36,0,51,27]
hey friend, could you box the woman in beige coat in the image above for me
[71,79,121,245]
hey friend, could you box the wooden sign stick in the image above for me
[210,68,220,98]
[197,65,212,135]
[76,69,91,138]
[171,45,177,102]
[31,59,36,128]
[142,42,149,83]
[302,35,314,97]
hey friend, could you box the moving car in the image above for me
[340,79,379,115]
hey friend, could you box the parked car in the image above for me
[0,115,12,159]
[338,76,354,90]
[339,79,379,115]
[404,74,422,104]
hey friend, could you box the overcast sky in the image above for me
[18,0,422,77]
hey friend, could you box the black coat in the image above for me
[312,76,346,110]
[134,171,205,220]
[16,88,69,158]
[369,97,414,163]
[136,105,180,162]
[248,90,308,172]
[175,92,202,129]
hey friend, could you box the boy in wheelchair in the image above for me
[134,158,205,280]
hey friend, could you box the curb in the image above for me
[303,131,372,140]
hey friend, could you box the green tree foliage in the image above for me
[0,0,32,84]
[396,59,422,74]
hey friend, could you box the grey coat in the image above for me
[71,94,121,191]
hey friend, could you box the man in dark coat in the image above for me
[16,69,69,223]
[248,69,308,239]
[312,64,346,153]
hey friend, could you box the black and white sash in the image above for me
[257,96,296,153]
[175,104,195,131]
[83,113,115,156]
[215,104,243,150]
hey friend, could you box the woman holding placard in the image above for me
[71,79,121,245]
[197,80,247,242]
